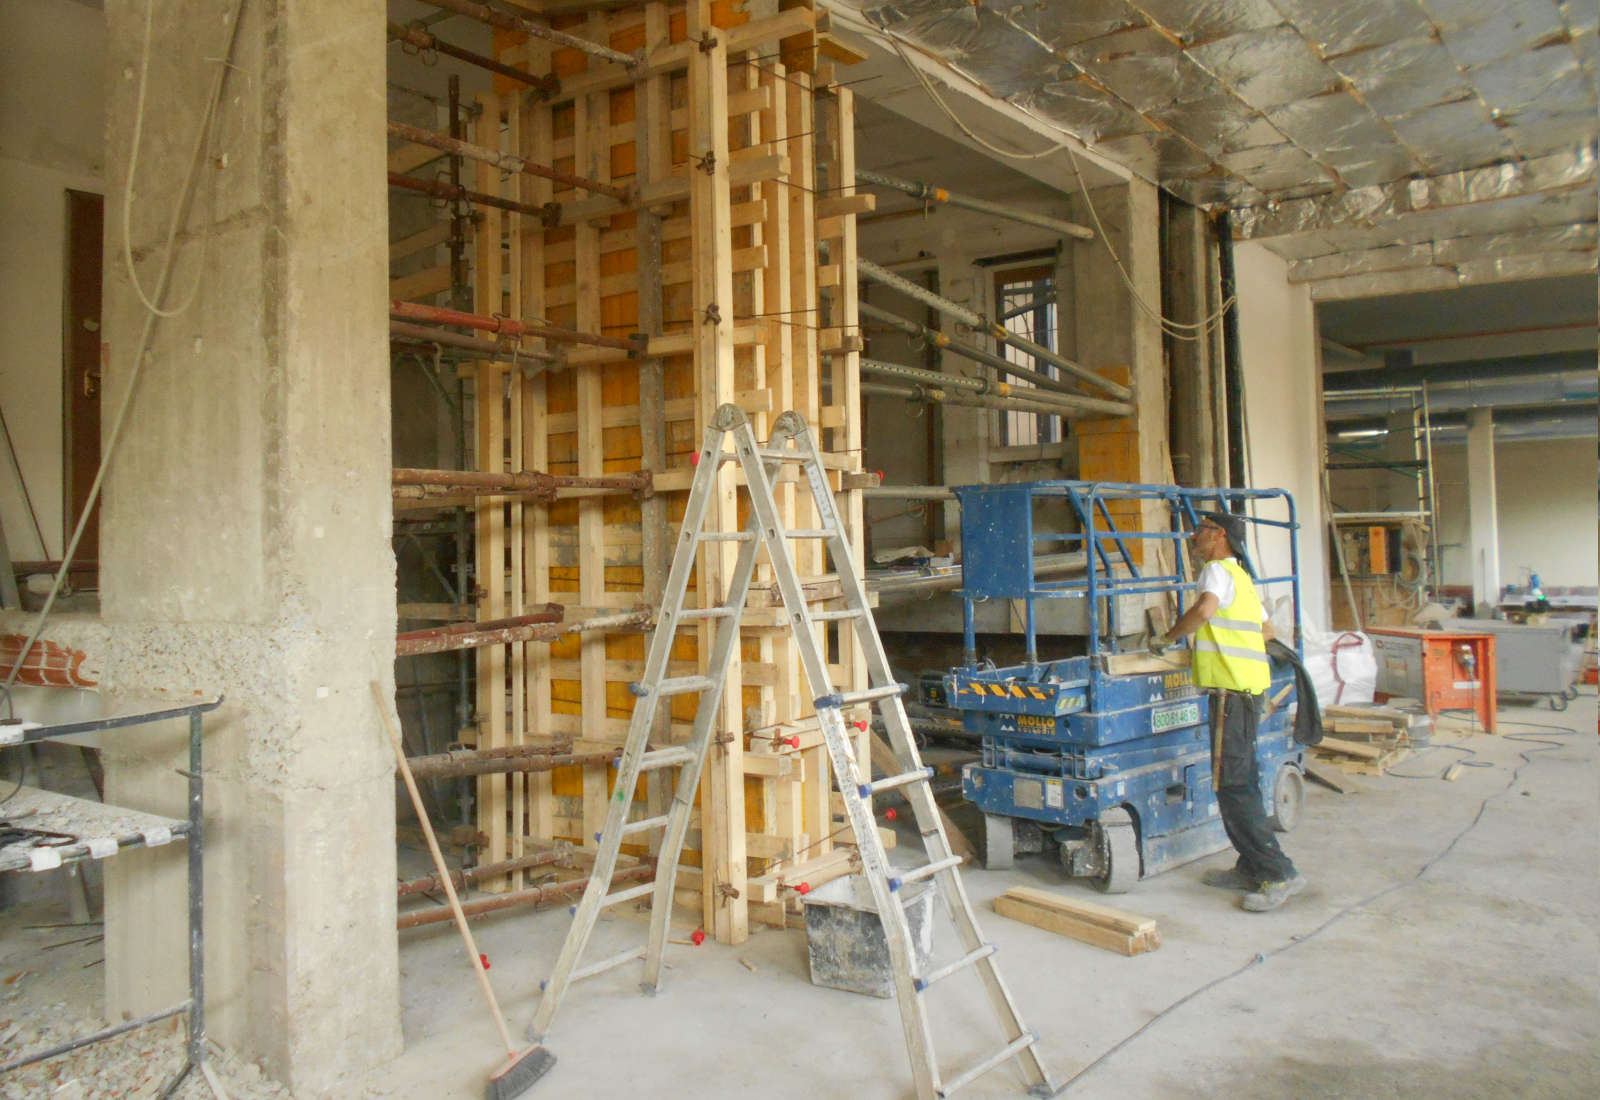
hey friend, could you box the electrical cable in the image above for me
[1,0,251,700]
[856,13,1233,343]
[1060,710,1581,1092]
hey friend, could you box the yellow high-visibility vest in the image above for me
[1192,558,1270,693]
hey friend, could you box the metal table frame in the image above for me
[0,696,221,1096]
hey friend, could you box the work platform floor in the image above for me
[1,695,1595,1097]
[365,692,1599,1099]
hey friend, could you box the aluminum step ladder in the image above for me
[527,404,1054,1098]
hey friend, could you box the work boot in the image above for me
[1200,865,1259,891]
[1241,872,1307,912]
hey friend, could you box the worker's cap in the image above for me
[1197,511,1249,559]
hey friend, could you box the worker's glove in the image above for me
[1147,633,1171,657]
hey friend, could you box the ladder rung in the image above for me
[600,881,657,909]
[619,814,671,838]
[815,683,906,709]
[935,1032,1040,1098]
[809,607,866,622]
[888,855,964,892]
[569,946,645,984]
[913,943,996,993]
[630,675,715,697]
[639,746,696,771]
[858,767,933,800]
[675,605,738,621]
[698,531,755,543]
[756,448,806,461]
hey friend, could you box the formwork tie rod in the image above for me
[857,258,1132,401]
[387,121,630,203]
[395,607,651,657]
[398,866,654,931]
[420,0,640,72]
[390,320,560,364]
[388,22,559,96]
[857,169,1094,242]
[406,748,622,782]
[860,358,1128,418]
[392,466,654,502]
[390,300,643,354]
[388,171,560,226]
[862,380,1089,419]
[858,302,1132,417]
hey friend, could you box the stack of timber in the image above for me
[1313,704,1424,775]
[383,0,870,946]
[993,887,1161,957]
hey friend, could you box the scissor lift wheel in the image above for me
[1269,763,1304,833]
[1089,807,1139,894]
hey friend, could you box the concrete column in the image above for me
[1068,177,1167,502]
[100,1,399,1093]
[1162,199,1214,487]
[1466,408,1500,613]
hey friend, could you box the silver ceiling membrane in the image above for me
[830,0,1598,291]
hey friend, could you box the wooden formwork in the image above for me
[445,0,865,945]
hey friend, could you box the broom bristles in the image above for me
[486,1044,556,1100]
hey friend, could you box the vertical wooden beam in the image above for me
[520,41,557,847]
[473,92,509,883]
[689,0,747,944]
[637,0,672,857]
[575,23,610,851]
[826,86,869,766]
[786,68,831,857]
[506,93,528,871]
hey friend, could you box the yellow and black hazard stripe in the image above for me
[955,681,1050,700]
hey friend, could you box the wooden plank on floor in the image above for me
[993,890,1161,956]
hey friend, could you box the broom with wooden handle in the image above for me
[372,682,555,1100]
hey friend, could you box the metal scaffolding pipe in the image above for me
[857,169,1094,241]
[396,849,572,897]
[397,609,564,657]
[387,22,559,95]
[407,748,621,781]
[391,300,643,353]
[387,121,631,202]
[860,358,1122,415]
[390,320,559,363]
[862,380,1085,418]
[857,258,1131,401]
[393,466,652,500]
[420,0,640,71]
[860,302,1129,417]
[397,865,653,930]
[388,171,559,225]
[395,609,647,656]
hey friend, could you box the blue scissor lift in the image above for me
[946,481,1307,892]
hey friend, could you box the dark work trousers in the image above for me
[1212,689,1296,883]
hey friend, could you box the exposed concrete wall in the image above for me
[98,0,398,1094]
[1232,243,1330,634]
[0,0,107,559]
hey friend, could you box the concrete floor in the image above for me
[3,695,1594,1097]
[361,692,1599,1100]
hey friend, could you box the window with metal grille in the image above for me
[994,266,1058,447]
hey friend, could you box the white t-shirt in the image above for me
[1198,557,1269,624]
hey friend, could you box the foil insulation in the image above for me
[830,0,1598,287]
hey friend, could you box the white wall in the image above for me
[1433,437,1598,593]
[0,0,107,560]
[1233,242,1330,633]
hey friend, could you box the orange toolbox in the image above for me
[1368,628,1497,733]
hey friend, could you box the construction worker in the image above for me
[1148,511,1305,912]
